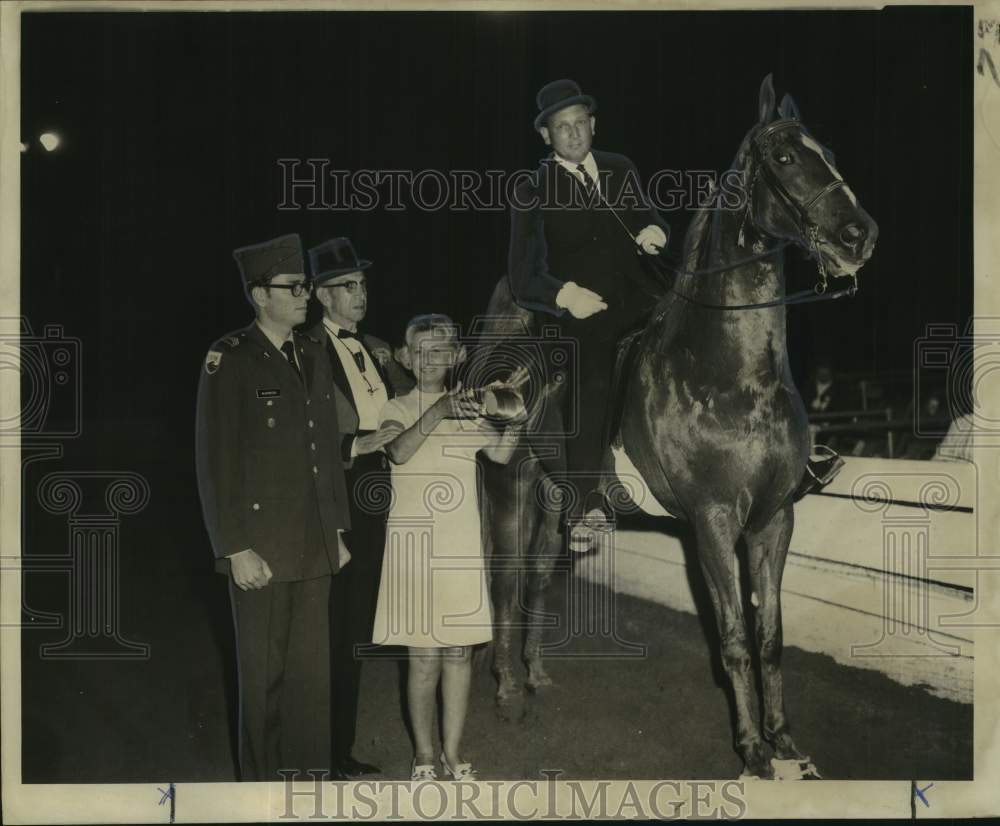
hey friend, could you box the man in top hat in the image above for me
[195,232,353,781]
[303,237,402,778]
[507,78,670,551]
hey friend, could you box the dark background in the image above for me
[18,7,973,783]
[21,7,973,439]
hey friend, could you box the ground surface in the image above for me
[19,457,971,783]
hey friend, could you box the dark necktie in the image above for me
[576,164,598,199]
[335,328,379,393]
[280,340,303,383]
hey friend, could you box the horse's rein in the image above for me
[667,119,860,311]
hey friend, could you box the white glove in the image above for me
[555,281,608,320]
[635,224,667,254]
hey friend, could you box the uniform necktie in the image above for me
[576,164,598,198]
[280,340,303,383]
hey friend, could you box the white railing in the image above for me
[577,457,977,703]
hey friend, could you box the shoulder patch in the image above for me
[204,350,223,374]
[224,336,241,348]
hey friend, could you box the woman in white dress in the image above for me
[371,314,521,781]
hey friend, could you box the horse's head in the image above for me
[739,75,878,283]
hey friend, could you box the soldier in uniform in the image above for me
[303,236,398,778]
[195,233,352,781]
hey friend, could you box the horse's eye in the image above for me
[775,152,793,165]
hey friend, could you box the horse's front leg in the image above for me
[695,506,769,778]
[746,504,820,778]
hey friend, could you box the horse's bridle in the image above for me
[743,118,855,294]
[668,118,860,310]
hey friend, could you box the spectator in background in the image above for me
[806,360,837,415]
[934,412,975,462]
[805,359,857,454]
[898,393,946,460]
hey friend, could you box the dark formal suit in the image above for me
[304,320,399,765]
[507,150,669,507]
[195,322,351,780]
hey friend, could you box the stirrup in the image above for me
[793,445,845,501]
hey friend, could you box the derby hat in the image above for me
[233,233,305,289]
[308,237,372,286]
[533,78,597,131]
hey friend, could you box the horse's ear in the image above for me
[778,93,801,121]
[758,74,776,124]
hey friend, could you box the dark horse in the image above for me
[471,76,878,779]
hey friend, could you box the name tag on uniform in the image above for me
[257,388,281,399]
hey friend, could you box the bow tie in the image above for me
[337,329,360,341]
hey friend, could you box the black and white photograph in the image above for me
[2,0,998,821]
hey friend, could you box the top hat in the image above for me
[308,237,372,286]
[232,233,305,288]
[533,79,597,131]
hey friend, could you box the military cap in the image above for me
[233,233,305,290]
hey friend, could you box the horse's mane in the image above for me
[644,124,761,354]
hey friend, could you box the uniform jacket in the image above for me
[507,150,670,317]
[195,323,351,581]
[303,323,405,469]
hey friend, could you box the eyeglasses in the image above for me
[324,279,367,294]
[262,282,313,297]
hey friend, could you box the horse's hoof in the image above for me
[771,756,822,780]
[525,670,554,693]
[739,744,773,779]
[495,695,526,723]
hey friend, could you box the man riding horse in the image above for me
[484,74,876,777]
[507,78,841,553]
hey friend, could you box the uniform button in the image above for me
[267,418,276,428]
[308,420,314,428]
[306,399,311,406]
[592,236,598,241]
[310,442,316,451]
[326,393,331,400]
[312,465,318,474]
[267,400,274,407]
[252,503,260,511]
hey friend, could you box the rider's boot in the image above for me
[793,445,845,501]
